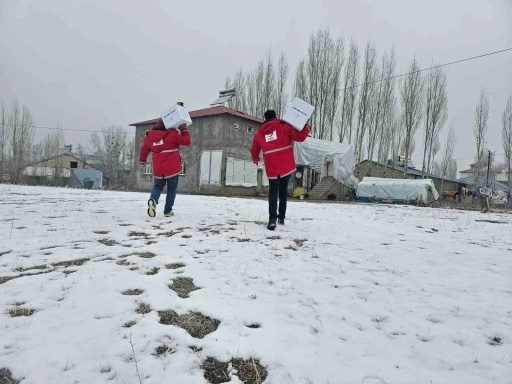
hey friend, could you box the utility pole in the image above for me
[486,150,492,188]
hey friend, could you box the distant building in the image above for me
[354,159,466,193]
[23,151,108,188]
[130,106,269,195]
[460,160,510,183]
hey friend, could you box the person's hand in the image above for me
[253,162,258,166]
[178,123,188,132]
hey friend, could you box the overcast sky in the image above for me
[1,0,511,172]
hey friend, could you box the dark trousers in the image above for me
[150,176,179,214]
[268,175,291,220]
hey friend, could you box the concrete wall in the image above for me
[133,114,261,195]
[354,161,463,194]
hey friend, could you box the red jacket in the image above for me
[139,122,191,179]
[250,119,310,179]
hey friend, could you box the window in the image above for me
[200,150,223,186]
[233,123,240,132]
[179,162,186,176]
[143,162,152,175]
[225,157,258,186]
[70,161,78,169]
[246,126,254,134]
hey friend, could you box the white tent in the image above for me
[294,137,358,187]
[356,177,439,204]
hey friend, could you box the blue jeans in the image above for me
[150,176,179,214]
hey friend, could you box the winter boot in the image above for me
[164,211,174,218]
[267,217,277,231]
[278,218,285,226]
[147,199,157,218]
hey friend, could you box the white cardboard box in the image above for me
[282,97,315,131]
[161,104,193,130]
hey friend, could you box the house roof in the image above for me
[358,159,461,184]
[460,161,507,174]
[129,106,263,127]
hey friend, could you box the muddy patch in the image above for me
[121,289,144,296]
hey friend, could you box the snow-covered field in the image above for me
[0,185,511,384]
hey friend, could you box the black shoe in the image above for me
[267,218,277,231]
[278,218,285,225]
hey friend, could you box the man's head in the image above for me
[264,110,277,121]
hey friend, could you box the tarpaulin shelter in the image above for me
[356,177,439,204]
[293,137,358,187]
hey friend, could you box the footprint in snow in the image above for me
[362,375,389,384]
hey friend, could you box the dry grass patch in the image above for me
[128,231,151,238]
[9,306,36,317]
[202,357,268,384]
[245,323,261,329]
[284,245,298,251]
[0,368,21,384]
[182,234,192,239]
[231,357,268,384]
[134,252,156,259]
[488,334,503,346]
[121,289,144,296]
[146,267,160,275]
[159,310,220,339]
[166,262,186,270]
[292,238,308,247]
[98,238,119,246]
[123,320,137,328]
[13,264,48,273]
[475,219,507,224]
[266,236,281,240]
[135,303,151,314]
[52,258,89,268]
[93,230,110,235]
[153,345,176,357]
[169,277,200,298]
[0,250,12,257]
[158,230,180,237]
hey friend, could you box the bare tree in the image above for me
[225,69,247,113]
[274,51,289,117]
[400,57,424,176]
[0,97,10,179]
[293,27,344,140]
[354,40,377,165]
[75,143,88,163]
[430,133,441,173]
[502,93,512,197]
[422,65,448,176]
[339,39,360,143]
[367,44,396,171]
[474,88,489,183]
[9,98,35,183]
[438,124,457,190]
[41,125,66,160]
[89,126,130,186]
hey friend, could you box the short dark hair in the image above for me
[264,110,277,120]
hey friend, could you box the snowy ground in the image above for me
[0,185,511,384]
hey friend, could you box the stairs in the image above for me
[308,176,336,200]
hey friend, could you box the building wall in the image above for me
[354,161,462,193]
[133,114,261,194]
[24,155,90,177]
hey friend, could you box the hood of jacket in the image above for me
[145,122,171,149]
[258,118,281,135]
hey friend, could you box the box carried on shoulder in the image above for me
[282,97,315,131]
[161,103,193,130]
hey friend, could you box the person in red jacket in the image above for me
[139,119,191,217]
[250,109,311,230]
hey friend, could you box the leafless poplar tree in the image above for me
[439,124,457,181]
[9,98,35,183]
[0,97,10,179]
[474,88,489,183]
[367,44,396,172]
[292,27,344,140]
[422,65,448,177]
[354,40,377,164]
[400,57,424,176]
[89,126,130,186]
[274,52,289,117]
[339,39,360,144]
[41,124,66,160]
[501,93,512,195]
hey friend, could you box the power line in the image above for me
[344,47,512,91]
